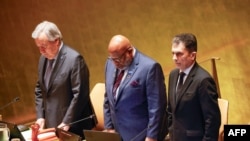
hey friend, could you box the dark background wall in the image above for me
[0,0,249,125]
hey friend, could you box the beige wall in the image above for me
[0,0,249,125]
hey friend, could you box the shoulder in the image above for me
[169,68,179,78]
[58,45,87,65]
[62,44,81,56]
[195,64,213,78]
[170,68,179,74]
[189,64,215,86]
[136,50,159,66]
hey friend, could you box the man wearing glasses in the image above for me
[103,35,168,141]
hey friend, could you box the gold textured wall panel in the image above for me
[0,0,249,125]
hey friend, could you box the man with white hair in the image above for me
[32,21,96,139]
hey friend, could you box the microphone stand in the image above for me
[0,97,20,110]
[60,114,95,128]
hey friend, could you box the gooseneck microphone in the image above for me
[0,97,20,110]
[60,114,96,128]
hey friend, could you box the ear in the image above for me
[191,52,197,60]
[128,46,133,50]
[55,38,61,46]
[127,46,133,52]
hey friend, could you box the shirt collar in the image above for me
[181,62,195,76]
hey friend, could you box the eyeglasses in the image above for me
[36,39,58,49]
[37,43,50,49]
[108,48,129,63]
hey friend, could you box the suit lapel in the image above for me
[175,63,198,106]
[115,50,140,103]
[47,46,66,92]
[111,68,118,102]
[39,57,47,89]
[172,70,179,106]
[175,75,193,104]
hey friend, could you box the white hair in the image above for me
[31,21,63,41]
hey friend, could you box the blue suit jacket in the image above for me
[104,48,168,141]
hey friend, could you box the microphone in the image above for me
[0,97,20,110]
[60,114,95,128]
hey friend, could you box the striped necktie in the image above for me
[112,70,125,98]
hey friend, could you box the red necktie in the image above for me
[112,70,125,98]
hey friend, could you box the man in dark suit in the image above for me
[104,35,168,141]
[31,21,96,139]
[167,33,221,141]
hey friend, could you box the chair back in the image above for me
[90,83,105,130]
[218,98,229,141]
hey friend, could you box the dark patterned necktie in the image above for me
[112,70,125,98]
[176,72,185,101]
[44,59,54,88]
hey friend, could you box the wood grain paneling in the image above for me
[0,0,249,125]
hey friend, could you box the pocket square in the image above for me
[131,80,140,87]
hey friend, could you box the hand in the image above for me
[57,122,70,131]
[36,118,45,130]
[145,137,157,141]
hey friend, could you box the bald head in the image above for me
[107,35,134,69]
[108,35,131,53]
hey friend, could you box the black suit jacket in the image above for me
[35,44,96,138]
[167,62,221,141]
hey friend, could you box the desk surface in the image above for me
[21,129,87,141]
